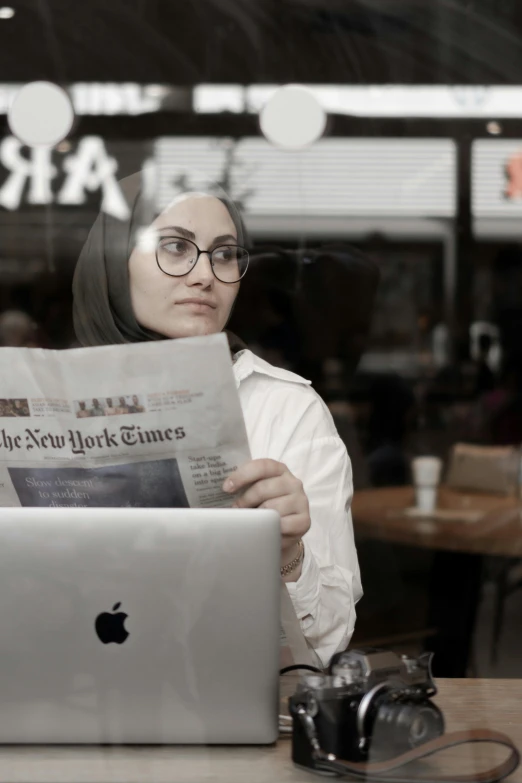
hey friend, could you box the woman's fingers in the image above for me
[279,512,311,542]
[233,474,306,511]
[225,458,312,549]
[257,494,297,519]
[222,458,286,494]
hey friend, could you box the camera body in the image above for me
[289,649,445,770]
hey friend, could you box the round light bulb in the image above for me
[259,85,326,150]
[8,81,75,147]
[486,121,502,135]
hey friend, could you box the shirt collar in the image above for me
[232,349,311,389]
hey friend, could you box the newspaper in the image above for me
[0,332,315,667]
[0,333,250,510]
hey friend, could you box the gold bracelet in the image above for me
[280,540,304,577]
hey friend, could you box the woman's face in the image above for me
[128,194,240,339]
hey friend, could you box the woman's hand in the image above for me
[222,459,311,567]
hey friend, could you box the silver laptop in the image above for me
[0,507,281,744]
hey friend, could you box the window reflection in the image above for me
[0,0,521,717]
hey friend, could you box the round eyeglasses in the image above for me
[156,236,249,284]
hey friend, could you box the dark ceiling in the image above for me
[1,0,522,85]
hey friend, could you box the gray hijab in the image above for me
[72,171,247,353]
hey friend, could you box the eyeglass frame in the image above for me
[155,235,250,284]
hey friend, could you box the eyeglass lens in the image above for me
[157,237,248,282]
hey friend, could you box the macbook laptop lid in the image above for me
[0,507,281,744]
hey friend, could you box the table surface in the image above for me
[351,485,522,556]
[0,677,519,782]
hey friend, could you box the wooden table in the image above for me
[352,486,521,556]
[0,677,518,782]
[351,486,522,677]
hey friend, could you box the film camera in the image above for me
[288,649,445,773]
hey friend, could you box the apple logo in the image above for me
[95,602,129,644]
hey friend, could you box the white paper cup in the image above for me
[415,486,438,513]
[412,456,443,488]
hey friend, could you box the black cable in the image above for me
[279,664,322,675]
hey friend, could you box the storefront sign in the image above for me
[0,83,167,116]
[472,139,522,237]
[154,136,457,218]
[472,140,522,237]
[0,136,130,219]
[0,134,458,223]
[505,150,522,200]
[473,140,522,213]
[194,84,522,118]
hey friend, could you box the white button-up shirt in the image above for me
[233,349,362,668]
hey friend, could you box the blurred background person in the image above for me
[0,310,43,348]
[366,374,416,487]
[473,333,497,397]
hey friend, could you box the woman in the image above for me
[72,174,362,667]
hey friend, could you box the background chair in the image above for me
[445,442,522,665]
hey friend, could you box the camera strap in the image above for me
[296,706,519,783]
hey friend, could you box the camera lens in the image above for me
[406,705,443,747]
[369,700,444,761]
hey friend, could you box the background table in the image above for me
[352,486,521,556]
[351,486,522,676]
[0,677,519,782]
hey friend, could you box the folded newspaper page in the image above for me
[0,332,313,666]
[0,333,248,510]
